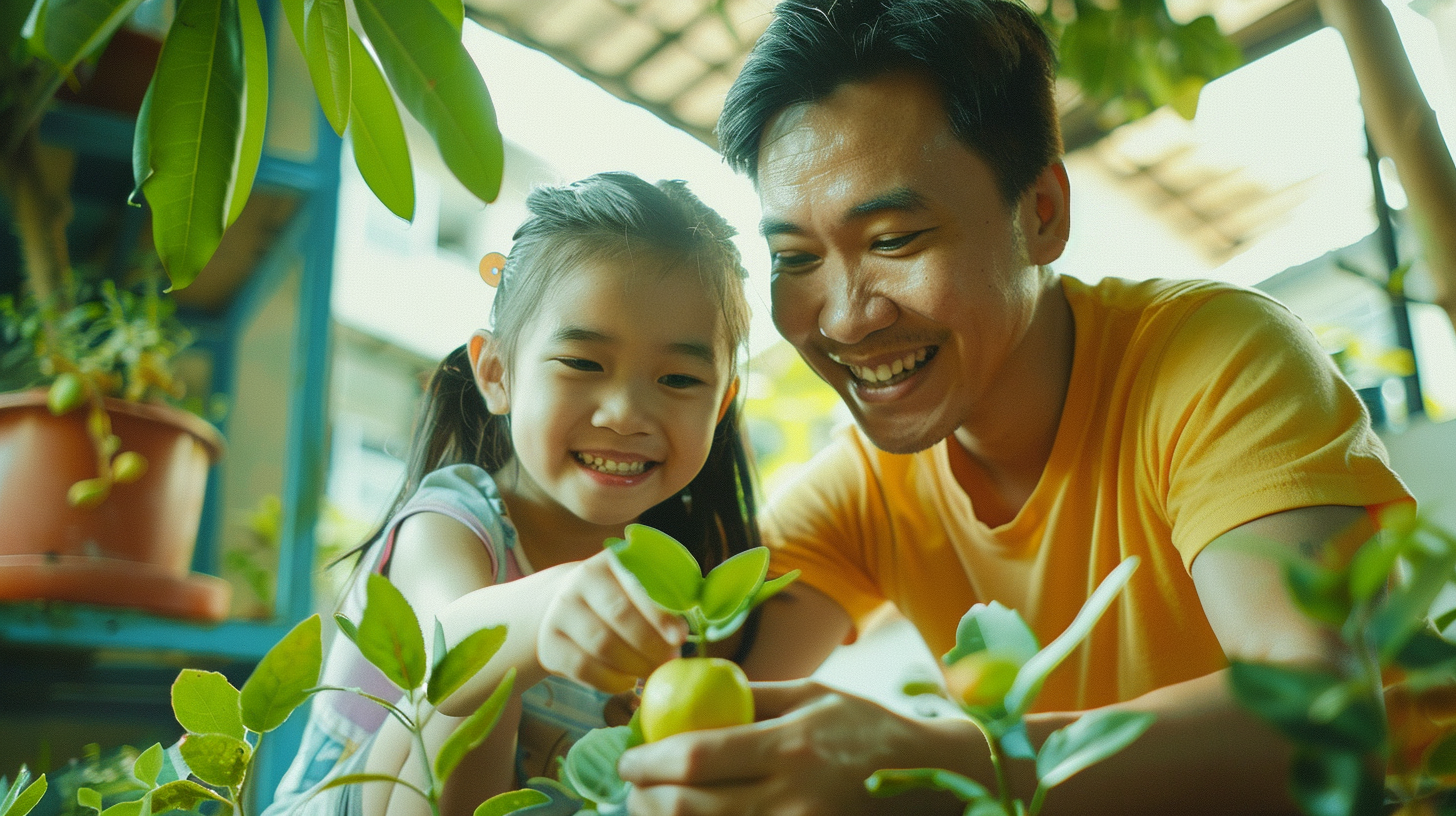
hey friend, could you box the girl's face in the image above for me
[475,254,736,530]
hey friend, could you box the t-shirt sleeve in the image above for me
[761,426,891,634]
[1146,289,1411,568]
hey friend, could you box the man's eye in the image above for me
[556,357,602,372]
[659,374,705,389]
[770,251,818,271]
[871,231,925,252]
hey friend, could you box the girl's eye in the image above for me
[555,357,602,372]
[659,374,704,389]
[871,230,927,252]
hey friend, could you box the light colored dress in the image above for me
[263,464,612,816]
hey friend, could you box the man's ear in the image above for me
[468,329,510,415]
[1023,161,1070,265]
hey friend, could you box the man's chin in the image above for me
[848,406,950,455]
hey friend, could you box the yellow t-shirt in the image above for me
[764,276,1411,712]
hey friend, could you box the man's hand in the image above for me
[618,679,980,816]
[537,548,687,693]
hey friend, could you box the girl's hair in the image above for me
[344,172,760,577]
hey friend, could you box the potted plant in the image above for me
[0,0,504,618]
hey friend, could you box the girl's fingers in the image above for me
[575,579,679,672]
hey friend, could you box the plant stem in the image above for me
[406,692,441,816]
[966,716,1014,813]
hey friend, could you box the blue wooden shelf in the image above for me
[0,602,299,663]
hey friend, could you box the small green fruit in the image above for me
[640,657,753,742]
[944,652,1020,709]
[47,373,84,415]
[68,478,110,509]
[112,452,148,484]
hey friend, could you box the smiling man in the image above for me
[614,1,1412,814]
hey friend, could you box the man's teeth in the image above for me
[848,348,929,384]
[576,453,648,475]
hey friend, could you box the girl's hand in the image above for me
[537,548,688,693]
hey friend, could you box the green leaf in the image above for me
[1227,661,1384,753]
[303,0,350,135]
[131,743,163,787]
[178,733,250,788]
[171,669,245,740]
[130,77,156,201]
[98,797,147,816]
[77,788,102,813]
[1396,627,1456,672]
[354,0,503,202]
[944,600,1040,667]
[1427,731,1456,778]
[747,569,800,610]
[334,613,359,643]
[147,780,228,814]
[607,525,703,614]
[1348,534,1399,604]
[427,624,506,706]
[241,614,323,733]
[1005,557,1139,716]
[140,0,246,290]
[30,0,144,75]
[559,726,632,807]
[1370,541,1456,662]
[0,773,44,816]
[1283,560,1349,628]
[863,768,988,802]
[425,0,463,33]
[700,548,768,622]
[227,0,268,228]
[435,667,516,784]
[357,573,428,691]
[1035,710,1154,788]
[1288,748,1383,816]
[475,789,551,816]
[316,773,411,793]
[347,28,415,220]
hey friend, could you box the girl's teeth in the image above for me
[578,453,647,475]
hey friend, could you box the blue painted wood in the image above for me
[0,603,298,662]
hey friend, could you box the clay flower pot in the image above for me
[0,389,231,621]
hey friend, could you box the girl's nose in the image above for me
[591,385,652,435]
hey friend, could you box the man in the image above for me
[615,0,1411,814]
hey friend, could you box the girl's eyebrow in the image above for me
[552,326,718,365]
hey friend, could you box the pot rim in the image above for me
[0,387,226,462]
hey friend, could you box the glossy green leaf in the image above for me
[1035,709,1154,788]
[1228,661,1384,753]
[1288,748,1383,816]
[700,548,768,622]
[77,788,102,813]
[226,0,268,227]
[347,28,414,220]
[1396,627,1456,672]
[148,779,228,814]
[172,669,245,740]
[354,0,503,202]
[1005,557,1139,716]
[1371,541,1456,662]
[0,772,45,816]
[607,525,703,614]
[747,569,800,610]
[140,0,245,290]
[334,613,359,643]
[130,77,155,201]
[30,0,144,73]
[427,624,507,706]
[944,600,1040,667]
[178,733,250,788]
[435,667,516,784]
[97,797,147,816]
[1283,560,1349,629]
[357,573,428,691]
[303,0,350,135]
[426,0,464,34]
[241,614,323,733]
[559,725,632,807]
[864,768,989,802]
[998,721,1036,760]
[1348,533,1399,604]
[475,788,551,816]
[316,773,412,793]
[131,743,163,787]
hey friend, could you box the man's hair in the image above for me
[717,0,1061,203]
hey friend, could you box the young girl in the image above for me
[264,172,760,816]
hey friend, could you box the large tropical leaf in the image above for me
[302,0,350,135]
[29,0,145,76]
[354,0,503,202]
[346,28,414,220]
[227,0,268,227]
[138,0,246,290]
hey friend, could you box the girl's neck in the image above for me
[491,459,631,569]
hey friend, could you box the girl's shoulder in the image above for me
[377,463,522,580]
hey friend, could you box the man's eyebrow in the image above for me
[759,187,928,237]
[553,327,717,365]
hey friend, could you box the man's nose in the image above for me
[818,264,897,345]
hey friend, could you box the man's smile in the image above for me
[828,346,937,387]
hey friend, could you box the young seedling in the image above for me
[866,556,1152,816]
[478,523,800,815]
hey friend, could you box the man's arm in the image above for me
[619,505,1364,815]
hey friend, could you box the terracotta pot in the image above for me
[0,389,232,621]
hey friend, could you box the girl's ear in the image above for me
[468,330,510,415]
[1022,161,1070,265]
[717,377,740,424]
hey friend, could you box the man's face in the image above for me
[757,71,1058,454]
